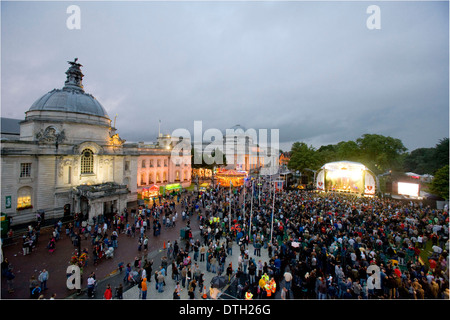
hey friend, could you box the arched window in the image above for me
[17,186,32,209]
[81,149,94,174]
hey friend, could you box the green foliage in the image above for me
[288,142,319,173]
[402,138,449,175]
[432,138,449,173]
[403,147,436,174]
[429,165,449,200]
[288,134,448,198]
[336,140,360,162]
[356,134,407,174]
[289,134,408,175]
[191,147,226,169]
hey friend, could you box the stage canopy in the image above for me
[315,161,376,196]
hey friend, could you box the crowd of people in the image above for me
[106,179,449,300]
[218,179,449,299]
[3,176,448,300]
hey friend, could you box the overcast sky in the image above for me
[1,0,448,152]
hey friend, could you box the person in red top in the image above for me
[394,266,402,278]
[103,284,113,300]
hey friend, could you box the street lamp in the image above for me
[248,179,254,242]
[270,178,284,244]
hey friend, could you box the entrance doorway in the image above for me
[64,204,71,217]
[80,196,89,220]
[103,200,117,221]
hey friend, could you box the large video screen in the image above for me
[398,182,419,197]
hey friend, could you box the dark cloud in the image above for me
[1,1,448,152]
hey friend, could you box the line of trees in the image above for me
[191,147,227,170]
[288,134,449,199]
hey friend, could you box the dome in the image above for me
[29,88,109,118]
[230,124,246,132]
[27,58,109,119]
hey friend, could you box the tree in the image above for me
[191,147,226,169]
[402,147,435,175]
[402,137,449,175]
[336,140,361,162]
[211,148,227,167]
[288,142,319,173]
[429,165,449,200]
[316,144,338,166]
[356,134,407,174]
[191,147,203,169]
[432,138,449,174]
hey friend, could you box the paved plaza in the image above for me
[122,235,273,300]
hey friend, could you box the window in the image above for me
[157,159,161,167]
[140,173,146,185]
[81,149,94,174]
[148,173,154,184]
[142,160,146,168]
[17,187,32,209]
[164,159,168,167]
[124,160,130,172]
[20,163,31,178]
[150,159,154,167]
[175,171,180,181]
[67,166,72,184]
[156,172,161,183]
[163,172,167,182]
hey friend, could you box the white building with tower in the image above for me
[1,59,190,226]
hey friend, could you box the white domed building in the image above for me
[223,124,279,175]
[1,59,137,225]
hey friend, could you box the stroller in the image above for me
[127,270,140,287]
[183,256,192,267]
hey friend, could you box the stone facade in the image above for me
[1,59,191,226]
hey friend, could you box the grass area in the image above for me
[418,241,434,267]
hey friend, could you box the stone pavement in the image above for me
[1,199,200,300]
[122,237,272,300]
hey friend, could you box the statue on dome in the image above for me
[64,58,84,90]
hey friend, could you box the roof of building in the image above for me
[27,58,109,119]
[1,117,21,134]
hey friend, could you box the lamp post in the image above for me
[248,179,254,242]
[258,166,261,206]
[270,179,283,244]
[229,180,232,231]
[271,180,275,244]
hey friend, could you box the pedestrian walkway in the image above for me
[123,240,271,300]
